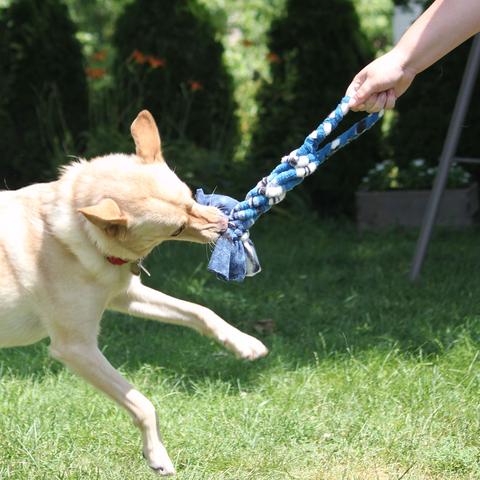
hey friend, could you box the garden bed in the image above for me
[356,183,479,230]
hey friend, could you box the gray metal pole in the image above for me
[409,34,480,281]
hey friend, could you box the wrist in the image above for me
[390,45,419,77]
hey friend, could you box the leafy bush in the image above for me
[361,158,472,191]
[354,0,393,53]
[247,0,383,216]
[163,140,239,194]
[0,0,88,189]
[112,0,238,163]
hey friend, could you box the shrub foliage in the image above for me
[0,0,89,189]
[248,0,382,215]
[113,0,238,162]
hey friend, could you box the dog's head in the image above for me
[76,110,228,260]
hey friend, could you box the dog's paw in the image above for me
[144,447,176,476]
[150,463,176,477]
[222,330,269,360]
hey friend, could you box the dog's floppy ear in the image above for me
[130,110,163,164]
[78,199,128,233]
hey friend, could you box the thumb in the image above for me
[350,77,374,106]
[346,72,368,107]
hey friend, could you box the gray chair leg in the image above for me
[409,34,480,281]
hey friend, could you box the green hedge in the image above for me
[0,0,88,189]
[247,0,382,216]
[113,0,238,166]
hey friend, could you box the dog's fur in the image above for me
[0,111,267,475]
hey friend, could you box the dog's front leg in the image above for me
[49,338,176,476]
[110,277,268,360]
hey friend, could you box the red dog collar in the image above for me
[106,256,129,266]
[106,256,151,277]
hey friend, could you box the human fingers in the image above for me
[362,92,380,113]
[350,76,377,107]
[385,89,396,110]
[367,92,387,112]
[346,72,366,107]
[348,77,372,112]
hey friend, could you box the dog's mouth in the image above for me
[217,215,229,234]
[202,223,227,243]
[173,203,228,245]
[171,222,224,245]
[210,214,229,241]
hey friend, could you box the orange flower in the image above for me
[147,56,166,68]
[266,52,281,64]
[131,49,147,64]
[188,80,203,92]
[85,67,106,79]
[92,50,107,62]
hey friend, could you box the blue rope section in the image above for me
[197,96,384,282]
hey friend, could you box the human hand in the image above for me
[346,48,417,112]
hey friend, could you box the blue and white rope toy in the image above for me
[196,96,384,282]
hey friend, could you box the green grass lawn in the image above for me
[1,216,480,479]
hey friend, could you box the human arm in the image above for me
[347,0,480,112]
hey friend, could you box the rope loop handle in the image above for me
[229,96,383,237]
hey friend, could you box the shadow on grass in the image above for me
[2,216,480,388]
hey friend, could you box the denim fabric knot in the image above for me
[195,189,261,282]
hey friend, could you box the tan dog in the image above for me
[0,111,268,475]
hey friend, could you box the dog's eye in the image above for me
[170,224,185,237]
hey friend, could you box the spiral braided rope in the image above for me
[229,96,383,241]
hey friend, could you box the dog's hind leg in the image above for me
[49,338,176,476]
[109,277,268,361]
